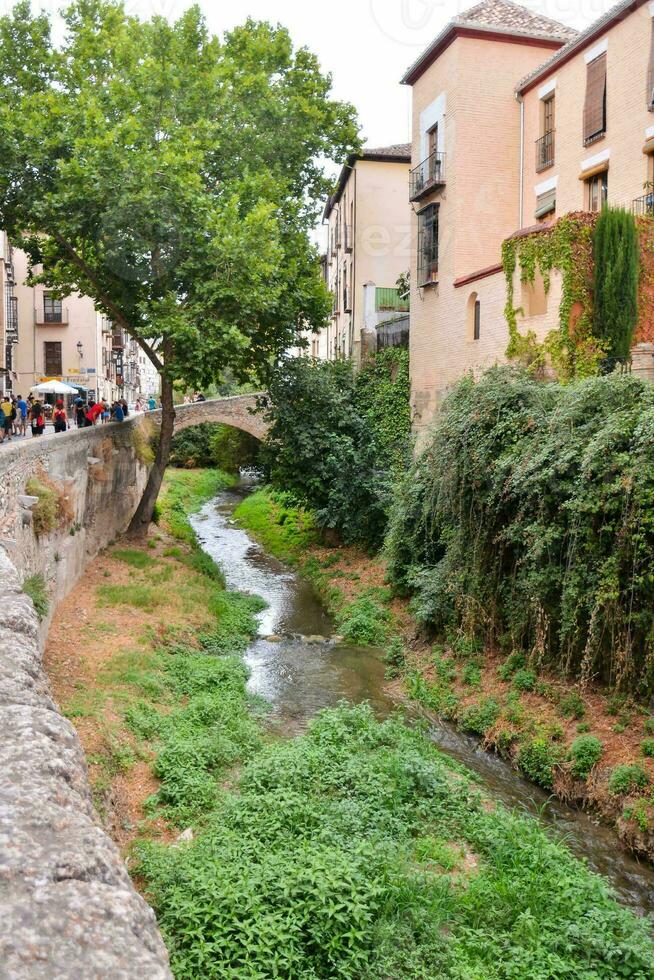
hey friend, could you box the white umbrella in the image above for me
[30,380,79,395]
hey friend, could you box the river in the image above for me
[190,480,654,920]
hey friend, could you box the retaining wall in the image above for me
[0,417,172,977]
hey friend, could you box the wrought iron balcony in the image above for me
[35,308,68,326]
[633,193,654,217]
[409,151,445,202]
[535,130,555,172]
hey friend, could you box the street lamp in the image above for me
[76,341,83,359]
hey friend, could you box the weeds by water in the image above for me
[137,703,654,979]
[233,487,318,562]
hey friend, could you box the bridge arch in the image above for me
[146,394,269,441]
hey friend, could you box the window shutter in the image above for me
[535,188,556,219]
[648,22,654,109]
[583,53,607,143]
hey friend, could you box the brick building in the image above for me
[404,0,654,437]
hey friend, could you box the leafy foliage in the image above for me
[335,594,390,646]
[608,764,650,796]
[568,735,603,779]
[593,208,639,365]
[22,573,48,620]
[169,423,260,472]
[0,0,358,525]
[385,368,654,695]
[262,350,411,547]
[137,704,654,979]
[233,487,318,562]
[517,736,562,789]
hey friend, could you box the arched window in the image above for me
[467,292,480,341]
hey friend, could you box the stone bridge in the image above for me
[147,393,269,440]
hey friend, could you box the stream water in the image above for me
[190,481,654,920]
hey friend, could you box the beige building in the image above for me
[404,0,654,437]
[12,248,159,405]
[0,233,19,397]
[320,145,411,364]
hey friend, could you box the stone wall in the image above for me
[0,417,172,977]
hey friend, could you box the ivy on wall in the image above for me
[502,213,604,379]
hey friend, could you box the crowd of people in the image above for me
[0,390,195,444]
[0,392,162,443]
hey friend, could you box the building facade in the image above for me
[0,233,19,397]
[11,247,159,404]
[404,0,654,437]
[320,145,412,364]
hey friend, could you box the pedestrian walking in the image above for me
[30,400,45,437]
[0,394,13,442]
[112,400,125,422]
[120,398,129,417]
[53,399,67,433]
[15,395,27,437]
[101,401,110,424]
[134,398,142,413]
[147,396,156,411]
[11,398,18,436]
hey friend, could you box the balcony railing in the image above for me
[35,309,68,326]
[409,151,445,202]
[535,130,555,172]
[633,193,654,217]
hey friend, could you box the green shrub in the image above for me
[383,637,405,679]
[336,595,390,647]
[644,717,654,734]
[497,651,526,681]
[458,697,500,736]
[593,207,639,365]
[233,488,317,561]
[384,368,654,694]
[25,477,61,536]
[517,737,562,789]
[608,764,650,796]
[640,739,654,758]
[460,662,481,688]
[568,735,603,779]
[22,573,48,620]
[262,351,410,548]
[559,691,586,720]
[512,668,536,692]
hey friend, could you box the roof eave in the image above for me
[517,0,646,94]
[401,23,568,86]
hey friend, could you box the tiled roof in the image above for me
[360,143,412,160]
[457,0,577,41]
[401,0,576,85]
[517,0,644,93]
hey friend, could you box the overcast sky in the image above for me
[120,0,610,149]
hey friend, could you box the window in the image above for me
[466,292,480,341]
[44,341,62,376]
[587,170,608,211]
[536,95,555,171]
[535,187,556,219]
[417,204,439,285]
[583,53,607,145]
[43,293,62,323]
[427,123,438,157]
[648,21,654,110]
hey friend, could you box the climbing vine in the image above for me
[503,213,606,379]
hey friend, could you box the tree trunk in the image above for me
[126,376,175,538]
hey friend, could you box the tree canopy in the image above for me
[0,0,358,386]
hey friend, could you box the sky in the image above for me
[116,0,612,148]
[17,0,615,245]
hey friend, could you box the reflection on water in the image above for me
[190,482,654,919]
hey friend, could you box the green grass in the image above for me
[137,703,654,980]
[111,548,158,570]
[158,468,235,543]
[97,583,164,612]
[233,487,318,562]
[22,573,49,620]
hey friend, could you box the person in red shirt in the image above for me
[85,399,104,425]
[53,399,67,433]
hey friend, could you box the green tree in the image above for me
[0,0,358,532]
[593,207,639,364]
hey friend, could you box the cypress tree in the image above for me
[593,207,640,364]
